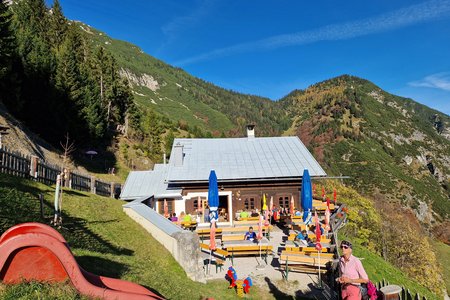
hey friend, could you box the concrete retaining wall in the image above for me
[123,203,205,283]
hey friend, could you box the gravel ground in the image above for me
[203,226,331,299]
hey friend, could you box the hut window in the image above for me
[158,200,174,215]
[244,197,255,210]
[278,196,290,209]
[249,198,255,209]
[193,198,198,210]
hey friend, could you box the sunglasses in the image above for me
[340,245,350,249]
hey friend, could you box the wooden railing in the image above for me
[0,147,119,198]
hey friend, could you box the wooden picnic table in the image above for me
[280,249,333,279]
[223,239,272,264]
[287,230,331,243]
[197,225,273,241]
[233,220,260,226]
[284,240,332,253]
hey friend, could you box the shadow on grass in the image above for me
[139,284,167,299]
[63,189,89,197]
[0,181,133,257]
[76,255,129,279]
[59,217,133,256]
[0,173,52,195]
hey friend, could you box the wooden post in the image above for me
[39,193,44,219]
[62,169,70,188]
[110,182,115,198]
[90,176,96,194]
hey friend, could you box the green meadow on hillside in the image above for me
[0,174,267,300]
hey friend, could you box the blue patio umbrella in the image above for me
[301,169,313,222]
[208,170,219,223]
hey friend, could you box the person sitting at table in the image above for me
[183,213,192,222]
[312,224,324,235]
[250,209,259,217]
[170,212,178,222]
[294,210,302,216]
[240,209,249,219]
[244,226,257,241]
[295,229,311,245]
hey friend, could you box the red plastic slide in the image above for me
[0,223,164,300]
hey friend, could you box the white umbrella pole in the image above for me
[259,239,262,262]
[208,249,212,275]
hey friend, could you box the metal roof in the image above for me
[167,136,326,182]
[120,164,182,200]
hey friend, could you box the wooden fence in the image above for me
[376,279,428,300]
[0,147,119,198]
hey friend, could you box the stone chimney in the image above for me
[172,142,184,166]
[246,124,255,138]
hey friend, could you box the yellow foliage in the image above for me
[318,181,381,252]
[381,213,444,296]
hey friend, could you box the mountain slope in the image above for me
[78,23,290,138]
[280,75,450,234]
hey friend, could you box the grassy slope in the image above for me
[432,241,450,294]
[83,24,289,137]
[0,174,270,300]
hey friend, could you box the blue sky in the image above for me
[48,0,450,115]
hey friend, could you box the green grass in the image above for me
[0,174,271,299]
[432,241,450,294]
[0,282,89,300]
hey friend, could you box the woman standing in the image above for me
[338,240,369,300]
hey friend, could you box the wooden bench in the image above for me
[280,252,333,279]
[281,250,334,259]
[221,225,272,232]
[221,234,245,242]
[240,216,260,221]
[313,203,336,211]
[196,228,225,241]
[225,225,272,240]
[225,245,273,264]
[199,243,229,273]
[284,245,330,253]
[233,220,259,226]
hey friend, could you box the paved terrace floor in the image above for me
[201,225,332,299]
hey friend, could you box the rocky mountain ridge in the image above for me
[280,75,449,241]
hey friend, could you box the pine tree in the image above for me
[55,25,84,103]
[48,0,67,48]
[0,0,14,77]
[0,0,16,105]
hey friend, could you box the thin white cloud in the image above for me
[174,0,450,66]
[161,0,217,42]
[409,72,450,91]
